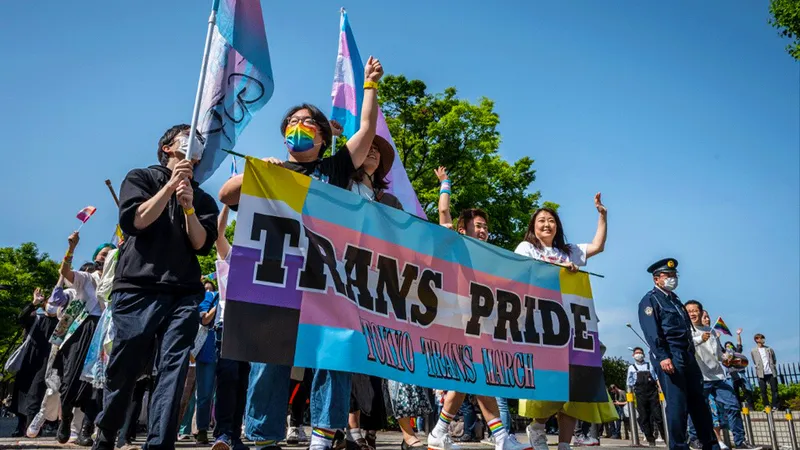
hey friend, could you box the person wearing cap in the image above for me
[638,259,716,450]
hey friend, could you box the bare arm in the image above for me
[201,306,217,326]
[184,210,208,251]
[434,167,453,228]
[585,192,607,258]
[219,174,244,207]
[60,232,79,284]
[346,56,384,169]
[216,205,232,261]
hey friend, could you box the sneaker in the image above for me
[689,439,703,449]
[648,442,656,448]
[179,434,193,441]
[69,432,78,443]
[57,412,74,444]
[297,427,310,443]
[26,412,46,438]
[557,443,572,450]
[455,434,477,443]
[481,435,496,447]
[572,436,588,447]
[287,427,302,445]
[719,442,730,450]
[526,423,549,450]
[734,444,762,450]
[428,432,462,450]
[195,430,210,445]
[213,434,233,450]
[584,437,600,447]
[254,440,282,450]
[502,434,532,450]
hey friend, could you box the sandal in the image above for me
[401,439,425,450]
[356,438,375,450]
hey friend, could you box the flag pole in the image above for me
[104,179,120,208]
[186,0,220,161]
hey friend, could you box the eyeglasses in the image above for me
[288,116,317,127]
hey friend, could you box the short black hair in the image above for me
[754,333,765,341]
[633,346,644,353]
[457,208,489,232]
[157,124,191,166]
[79,262,97,273]
[684,299,704,312]
[280,104,332,154]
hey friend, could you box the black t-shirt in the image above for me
[231,148,356,211]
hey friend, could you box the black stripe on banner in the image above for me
[220,301,299,366]
[569,364,609,402]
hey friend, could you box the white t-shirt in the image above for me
[72,270,103,317]
[514,241,589,267]
[692,324,727,381]
[759,348,772,375]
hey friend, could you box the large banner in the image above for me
[222,158,607,401]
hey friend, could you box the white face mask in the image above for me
[662,277,678,291]
[634,353,645,362]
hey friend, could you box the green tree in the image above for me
[0,243,60,369]
[379,75,547,250]
[769,0,800,60]
[602,356,630,389]
[197,220,236,277]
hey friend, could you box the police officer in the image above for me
[638,258,717,450]
[626,347,665,446]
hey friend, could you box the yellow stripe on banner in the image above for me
[241,157,311,213]
[559,269,593,299]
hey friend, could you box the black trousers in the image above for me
[731,377,755,409]
[634,386,664,442]
[289,369,313,427]
[758,374,779,408]
[213,326,250,440]
[95,290,201,450]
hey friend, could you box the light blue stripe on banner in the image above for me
[301,180,560,291]
[293,324,569,401]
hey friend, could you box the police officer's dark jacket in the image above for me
[638,287,695,363]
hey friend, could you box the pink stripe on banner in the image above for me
[302,215,561,302]
[299,289,569,372]
[332,82,358,116]
[227,245,304,310]
[568,331,602,367]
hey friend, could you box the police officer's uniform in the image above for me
[638,258,717,450]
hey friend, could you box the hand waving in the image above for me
[595,192,607,215]
[434,166,449,182]
[364,56,384,83]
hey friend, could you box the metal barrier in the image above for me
[787,410,798,450]
[765,407,780,450]
[659,391,670,448]
[742,406,755,445]
[627,389,641,447]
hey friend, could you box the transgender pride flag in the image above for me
[192,0,274,185]
[331,10,425,219]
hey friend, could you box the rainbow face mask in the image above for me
[285,123,316,152]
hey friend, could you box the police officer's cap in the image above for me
[647,258,678,275]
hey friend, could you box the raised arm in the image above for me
[345,56,384,169]
[585,192,607,258]
[217,204,232,261]
[59,232,80,284]
[219,174,244,207]
[435,167,453,228]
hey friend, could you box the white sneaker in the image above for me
[68,432,79,443]
[572,436,588,447]
[501,434,532,450]
[526,423,549,450]
[585,437,599,447]
[26,411,46,438]
[297,427,309,443]
[481,435,496,446]
[557,444,571,450]
[428,432,461,450]
[286,427,302,445]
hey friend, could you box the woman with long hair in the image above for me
[517,194,612,450]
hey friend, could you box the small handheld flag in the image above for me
[231,157,238,177]
[713,316,732,336]
[76,206,96,223]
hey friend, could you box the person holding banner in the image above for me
[638,259,717,450]
[428,170,529,450]
[219,57,385,450]
[514,198,612,450]
[92,124,219,450]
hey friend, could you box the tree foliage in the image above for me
[769,0,800,60]
[379,75,545,250]
[197,220,236,277]
[602,356,630,389]
[0,243,60,369]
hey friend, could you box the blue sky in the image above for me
[1,1,797,363]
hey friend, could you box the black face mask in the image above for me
[94,260,104,271]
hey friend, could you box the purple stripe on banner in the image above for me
[568,331,602,367]
[332,82,358,116]
[227,245,304,310]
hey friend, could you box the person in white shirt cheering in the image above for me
[685,301,759,450]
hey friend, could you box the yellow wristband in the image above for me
[184,207,195,216]
[363,81,379,90]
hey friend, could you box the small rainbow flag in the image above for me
[204,272,217,281]
[713,316,732,336]
[76,206,97,223]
